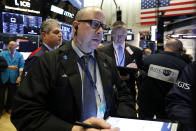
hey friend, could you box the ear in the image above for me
[41,32,46,39]
[72,21,79,32]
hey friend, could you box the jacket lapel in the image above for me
[12,51,18,63]
[5,51,12,64]
[59,43,82,118]
[109,44,117,65]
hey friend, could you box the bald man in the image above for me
[11,6,135,131]
[137,39,187,120]
[143,48,152,58]
[164,38,183,53]
[0,41,24,115]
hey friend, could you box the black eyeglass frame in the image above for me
[78,20,110,30]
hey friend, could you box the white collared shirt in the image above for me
[43,43,55,51]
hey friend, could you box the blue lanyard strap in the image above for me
[77,55,97,89]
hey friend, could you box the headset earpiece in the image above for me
[176,39,183,54]
[74,25,78,36]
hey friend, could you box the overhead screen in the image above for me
[61,22,72,41]
[1,12,42,35]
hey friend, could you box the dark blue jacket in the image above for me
[24,44,49,72]
[137,51,187,119]
[166,61,195,131]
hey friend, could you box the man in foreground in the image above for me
[11,6,136,131]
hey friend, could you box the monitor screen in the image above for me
[61,23,73,41]
[108,30,112,34]
[18,41,38,52]
[151,26,157,41]
[0,41,5,51]
[20,52,31,60]
[127,29,132,33]
[126,34,134,41]
[1,12,42,35]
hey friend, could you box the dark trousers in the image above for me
[0,80,17,114]
[125,75,137,102]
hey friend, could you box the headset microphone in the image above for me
[74,25,78,36]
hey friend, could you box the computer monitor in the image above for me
[126,34,134,41]
[18,41,38,52]
[1,12,42,35]
[61,22,73,41]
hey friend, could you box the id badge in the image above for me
[97,104,106,118]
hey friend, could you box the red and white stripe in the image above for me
[140,0,196,25]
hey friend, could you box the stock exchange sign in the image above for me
[15,0,31,8]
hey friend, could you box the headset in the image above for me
[176,39,183,54]
[74,25,78,36]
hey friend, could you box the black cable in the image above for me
[113,0,118,9]
[100,0,104,9]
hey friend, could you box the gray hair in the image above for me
[111,21,127,34]
[40,19,61,34]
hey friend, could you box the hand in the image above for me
[72,117,119,131]
[126,63,138,69]
[16,76,21,85]
[8,65,18,71]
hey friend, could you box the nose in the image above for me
[58,32,62,37]
[118,36,123,41]
[96,26,103,35]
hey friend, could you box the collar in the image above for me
[43,43,55,51]
[161,51,181,57]
[55,43,62,49]
[113,42,125,51]
[72,41,95,58]
[9,50,16,55]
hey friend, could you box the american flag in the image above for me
[140,0,196,25]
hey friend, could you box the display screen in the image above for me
[61,22,72,41]
[126,34,134,41]
[18,41,38,52]
[151,26,157,41]
[2,12,42,35]
[0,41,4,51]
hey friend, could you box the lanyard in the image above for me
[77,55,97,89]
[77,55,104,110]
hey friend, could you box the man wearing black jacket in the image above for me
[166,61,195,131]
[11,6,136,131]
[99,21,143,102]
[137,39,187,119]
[22,19,62,77]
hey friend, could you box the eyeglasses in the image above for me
[78,20,110,30]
